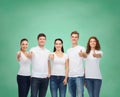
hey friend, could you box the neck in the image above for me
[55,50,62,53]
[55,50,63,57]
[72,43,78,47]
[91,47,95,50]
[39,45,44,49]
[21,50,26,53]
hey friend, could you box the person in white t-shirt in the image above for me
[30,33,50,97]
[67,31,85,97]
[16,38,31,97]
[49,38,69,97]
[83,36,103,97]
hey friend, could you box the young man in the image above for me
[67,31,85,97]
[30,33,50,97]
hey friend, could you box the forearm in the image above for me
[48,61,51,77]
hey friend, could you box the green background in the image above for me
[0,0,120,97]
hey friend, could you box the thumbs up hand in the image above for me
[93,50,97,57]
[17,51,21,61]
[79,50,83,57]
[79,50,87,58]
[28,51,33,58]
[93,50,101,58]
[49,53,54,60]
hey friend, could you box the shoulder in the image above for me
[63,53,68,59]
[30,46,38,51]
[77,45,86,51]
[78,45,85,49]
[45,48,50,53]
[67,47,72,53]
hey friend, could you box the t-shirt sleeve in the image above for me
[64,54,68,60]
[30,48,36,54]
[97,51,103,56]
[66,50,68,55]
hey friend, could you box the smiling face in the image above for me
[71,34,79,45]
[86,36,101,54]
[20,40,28,51]
[38,36,46,47]
[54,40,63,51]
[89,38,97,49]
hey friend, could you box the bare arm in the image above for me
[63,59,69,85]
[48,60,51,78]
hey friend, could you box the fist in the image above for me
[17,52,21,61]
[49,53,54,60]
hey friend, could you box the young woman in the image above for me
[16,38,31,97]
[50,38,69,97]
[83,36,103,97]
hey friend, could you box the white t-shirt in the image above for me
[85,50,103,79]
[30,46,50,78]
[51,53,68,76]
[67,45,85,77]
[17,51,31,76]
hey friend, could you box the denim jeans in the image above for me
[85,79,102,97]
[50,76,67,97]
[31,77,49,97]
[17,75,30,97]
[68,77,84,97]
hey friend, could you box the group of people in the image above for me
[16,31,103,97]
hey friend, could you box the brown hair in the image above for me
[71,31,79,38]
[86,36,101,54]
[37,33,46,40]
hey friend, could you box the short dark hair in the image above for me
[20,38,28,45]
[71,31,79,38]
[37,33,46,40]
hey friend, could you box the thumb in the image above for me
[80,50,82,53]
[19,52,21,56]
[30,51,33,56]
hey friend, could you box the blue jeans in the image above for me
[68,77,84,97]
[31,77,49,97]
[50,76,67,97]
[17,75,30,97]
[85,79,102,97]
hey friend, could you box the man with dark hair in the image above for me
[30,33,50,97]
